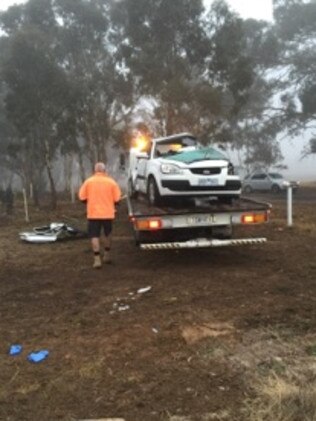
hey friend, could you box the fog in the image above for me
[0,0,314,182]
[281,139,315,181]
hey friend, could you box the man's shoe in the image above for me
[103,251,112,264]
[93,255,102,269]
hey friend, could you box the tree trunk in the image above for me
[77,150,86,183]
[166,102,175,135]
[64,154,72,193]
[44,140,57,210]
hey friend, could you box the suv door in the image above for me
[136,142,153,193]
[250,173,269,191]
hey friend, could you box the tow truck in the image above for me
[124,131,271,250]
[127,194,270,250]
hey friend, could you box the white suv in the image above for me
[128,133,241,206]
[243,172,300,194]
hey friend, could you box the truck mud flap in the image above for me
[140,237,267,250]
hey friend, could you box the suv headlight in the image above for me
[282,180,290,187]
[160,163,183,174]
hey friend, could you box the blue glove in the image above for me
[9,344,23,356]
[27,350,49,363]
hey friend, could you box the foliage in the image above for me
[0,0,315,206]
[272,0,316,133]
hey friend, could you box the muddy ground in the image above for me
[0,186,316,421]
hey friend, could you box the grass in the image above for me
[306,344,316,356]
[78,356,106,379]
[233,329,316,421]
[243,373,316,421]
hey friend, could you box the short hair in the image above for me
[94,162,106,172]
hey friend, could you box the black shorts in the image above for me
[88,219,113,238]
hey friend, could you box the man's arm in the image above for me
[113,181,122,204]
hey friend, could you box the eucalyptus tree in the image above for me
[55,0,134,171]
[0,0,76,208]
[272,0,316,147]
[203,0,285,169]
[0,0,134,207]
[110,0,214,137]
[111,0,283,173]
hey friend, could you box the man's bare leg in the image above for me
[91,237,102,268]
[103,234,112,263]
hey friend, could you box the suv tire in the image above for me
[147,177,162,206]
[128,178,138,199]
[271,184,280,194]
[243,185,252,194]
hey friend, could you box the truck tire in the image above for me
[147,177,162,206]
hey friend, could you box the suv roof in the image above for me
[154,132,196,143]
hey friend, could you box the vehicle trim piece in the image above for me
[140,237,267,250]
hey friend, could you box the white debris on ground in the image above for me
[137,286,152,294]
[109,286,152,314]
[117,305,130,312]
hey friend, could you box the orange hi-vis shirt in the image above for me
[79,172,121,219]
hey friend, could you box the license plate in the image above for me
[187,215,216,225]
[198,178,218,186]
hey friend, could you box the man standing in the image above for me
[79,162,121,269]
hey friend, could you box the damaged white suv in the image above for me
[128,133,241,206]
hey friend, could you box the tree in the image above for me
[202,1,284,169]
[272,0,316,133]
[0,0,134,207]
[111,0,214,136]
[55,0,134,169]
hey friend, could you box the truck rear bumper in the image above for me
[140,237,267,250]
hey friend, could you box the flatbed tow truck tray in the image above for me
[128,196,270,217]
[127,196,271,249]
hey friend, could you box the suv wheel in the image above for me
[128,178,138,199]
[147,177,162,206]
[271,184,280,194]
[243,185,252,194]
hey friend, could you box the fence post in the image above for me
[287,184,293,227]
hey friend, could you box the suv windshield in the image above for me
[155,137,197,157]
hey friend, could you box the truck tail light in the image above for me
[135,219,162,230]
[242,212,268,224]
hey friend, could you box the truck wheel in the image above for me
[271,184,280,194]
[128,178,138,199]
[147,177,162,206]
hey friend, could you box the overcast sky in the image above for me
[0,0,314,179]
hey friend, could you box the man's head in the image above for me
[94,162,106,173]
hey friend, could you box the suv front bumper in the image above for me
[161,179,241,193]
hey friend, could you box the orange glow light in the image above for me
[170,143,182,152]
[148,220,161,230]
[136,219,162,230]
[242,213,268,224]
[132,133,150,152]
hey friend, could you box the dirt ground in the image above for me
[1,186,316,421]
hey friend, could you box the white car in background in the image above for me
[242,171,300,194]
[128,133,242,206]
